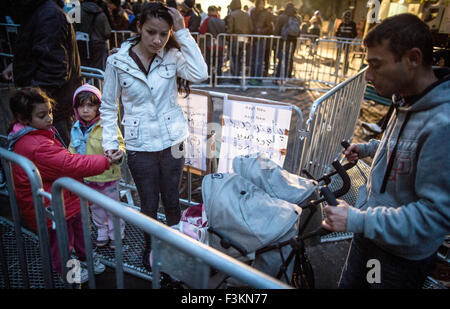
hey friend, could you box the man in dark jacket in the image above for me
[336,10,358,75]
[76,0,112,70]
[336,10,357,39]
[274,3,301,81]
[181,0,201,33]
[227,0,253,84]
[2,0,82,145]
[249,0,274,85]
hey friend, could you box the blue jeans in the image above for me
[251,39,266,77]
[339,234,437,289]
[127,144,185,250]
[275,40,297,78]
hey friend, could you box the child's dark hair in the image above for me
[138,2,191,97]
[74,91,101,109]
[9,87,55,131]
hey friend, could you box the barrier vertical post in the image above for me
[112,215,124,289]
[79,197,96,289]
[0,158,30,288]
[51,181,71,288]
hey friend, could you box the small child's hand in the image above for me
[109,150,124,164]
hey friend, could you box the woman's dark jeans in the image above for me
[127,145,185,251]
[339,234,437,289]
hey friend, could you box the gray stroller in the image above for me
[202,147,355,288]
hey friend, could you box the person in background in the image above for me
[196,3,208,24]
[336,10,357,39]
[180,0,201,33]
[98,0,115,30]
[166,0,178,9]
[249,0,273,85]
[324,14,450,289]
[274,2,301,83]
[308,16,321,36]
[300,13,310,35]
[129,1,143,32]
[227,0,253,84]
[76,0,112,70]
[199,6,226,81]
[109,0,130,30]
[335,10,357,75]
[1,0,82,146]
[312,10,322,30]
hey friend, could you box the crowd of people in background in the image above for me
[0,0,366,78]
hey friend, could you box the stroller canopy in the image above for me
[232,153,316,205]
[202,173,302,253]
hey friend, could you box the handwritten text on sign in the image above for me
[178,93,209,171]
[218,99,292,173]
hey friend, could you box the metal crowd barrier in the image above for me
[0,147,56,288]
[297,66,368,179]
[51,176,291,289]
[1,21,366,93]
[309,37,366,91]
[191,33,214,88]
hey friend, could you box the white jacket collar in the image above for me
[115,40,166,66]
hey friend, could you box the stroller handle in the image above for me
[320,187,338,206]
[329,160,352,199]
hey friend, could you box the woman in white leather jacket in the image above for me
[100,2,208,270]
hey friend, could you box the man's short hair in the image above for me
[208,6,216,13]
[364,13,433,66]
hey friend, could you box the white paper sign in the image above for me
[178,93,209,172]
[218,99,292,173]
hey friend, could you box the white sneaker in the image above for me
[361,122,382,134]
[80,257,106,275]
[79,267,89,284]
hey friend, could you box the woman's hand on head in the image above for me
[168,7,185,32]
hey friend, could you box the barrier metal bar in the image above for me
[297,66,367,178]
[0,147,54,288]
[0,23,19,56]
[108,30,135,51]
[51,177,291,289]
[81,66,105,92]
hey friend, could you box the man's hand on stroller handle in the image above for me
[343,143,359,164]
[322,200,350,232]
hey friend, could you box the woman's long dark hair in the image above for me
[137,2,191,96]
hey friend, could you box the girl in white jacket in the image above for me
[100,2,208,271]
